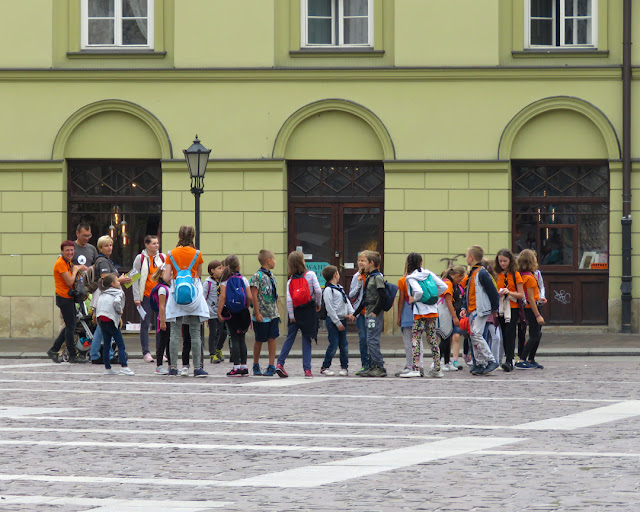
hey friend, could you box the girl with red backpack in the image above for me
[275,251,322,378]
[217,254,253,376]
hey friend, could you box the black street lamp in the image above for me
[183,135,211,249]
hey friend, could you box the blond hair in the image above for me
[467,245,484,263]
[97,235,113,251]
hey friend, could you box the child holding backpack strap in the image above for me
[405,253,448,378]
[148,267,171,375]
[275,251,322,379]
[162,225,209,378]
[217,254,253,377]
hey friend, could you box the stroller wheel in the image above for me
[60,348,70,362]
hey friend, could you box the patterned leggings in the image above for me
[411,317,440,372]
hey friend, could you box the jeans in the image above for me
[90,325,114,362]
[468,312,495,367]
[323,319,349,369]
[364,313,384,368]
[277,320,313,371]
[98,320,128,369]
[139,295,158,356]
[170,316,202,370]
[51,295,77,358]
[355,314,370,368]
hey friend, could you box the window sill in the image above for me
[513,49,609,58]
[67,51,167,59]
[290,48,385,58]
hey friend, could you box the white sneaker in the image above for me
[120,367,135,376]
[103,368,118,375]
[320,368,335,376]
[338,369,348,376]
[155,366,168,375]
[180,366,190,377]
[143,353,154,363]
[399,369,421,378]
[428,369,445,378]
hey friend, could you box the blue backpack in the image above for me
[168,250,200,305]
[225,273,248,314]
[364,271,398,312]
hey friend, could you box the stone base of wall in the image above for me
[0,296,59,339]
[608,298,640,333]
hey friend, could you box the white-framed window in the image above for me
[525,0,597,48]
[81,0,154,50]
[301,0,373,48]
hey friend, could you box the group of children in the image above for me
[92,240,547,379]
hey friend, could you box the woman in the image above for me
[89,236,132,363]
[162,225,209,378]
[47,241,88,364]
[132,235,166,362]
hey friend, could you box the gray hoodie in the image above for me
[95,287,126,326]
[322,284,355,327]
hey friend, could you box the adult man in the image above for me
[73,223,98,267]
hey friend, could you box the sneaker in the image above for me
[194,368,208,378]
[452,361,463,371]
[253,364,262,376]
[529,360,544,369]
[399,369,421,378]
[515,361,536,370]
[471,365,485,375]
[304,370,314,378]
[357,368,373,377]
[338,368,348,376]
[263,365,276,377]
[168,368,179,376]
[120,367,135,376]
[428,369,445,378]
[395,366,412,377]
[275,364,288,378]
[69,356,88,364]
[46,348,60,363]
[484,361,500,375]
[155,366,169,375]
[501,361,514,372]
[355,366,369,376]
[143,353,154,363]
[368,366,387,378]
[227,368,244,377]
[103,368,118,375]
[320,368,335,376]
[180,366,190,377]
[214,349,224,363]
[441,363,452,372]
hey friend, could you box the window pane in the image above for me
[88,19,114,44]
[577,0,591,16]
[88,0,114,17]
[344,18,368,44]
[577,18,591,44]
[540,227,574,266]
[344,0,368,16]
[565,0,574,16]
[122,19,148,44]
[564,19,574,44]
[579,215,608,268]
[343,208,381,265]
[293,208,333,265]
[308,0,332,16]
[531,19,553,45]
[123,0,148,18]
[308,18,332,44]
[531,0,553,18]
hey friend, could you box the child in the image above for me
[481,259,503,366]
[357,251,388,378]
[515,249,545,369]
[204,260,227,364]
[494,249,525,372]
[250,250,280,377]
[320,265,355,376]
[275,251,322,378]
[95,273,134,376]
[436,265,466,371]
[460,245,500,376]
[517,263,546,360]
[396,264,419,376]
[149,267,171,375]
[217,255,253,376]
[349,252,370,375]
[405,253,448,378]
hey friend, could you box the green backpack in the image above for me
[412,274,439,305]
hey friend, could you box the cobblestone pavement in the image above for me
[0,356,638,511]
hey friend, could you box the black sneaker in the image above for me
[529,360,544,369]
[69,356,88,364]
[368,366,387,378]
[501,362,513,372]
[46,349,60,364]
[91,358,103,365]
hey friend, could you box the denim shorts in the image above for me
[253,318,280,342]
[452,326,463,336]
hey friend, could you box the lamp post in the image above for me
[183,135,211,249]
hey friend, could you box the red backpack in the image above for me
[289,271,312,308]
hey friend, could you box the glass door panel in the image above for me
[291,206,334,286]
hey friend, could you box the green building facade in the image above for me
[0,0,637,337]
